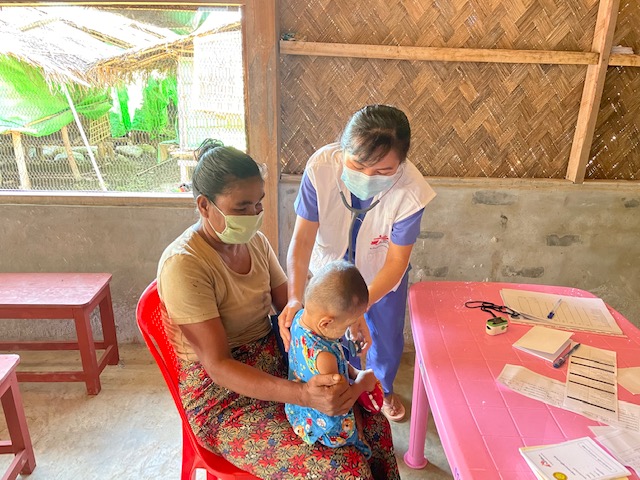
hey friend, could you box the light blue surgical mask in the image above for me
[340,166,400,200]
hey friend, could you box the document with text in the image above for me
[497,364,640,433]
[500,289,624,336]
[564,345,618,424]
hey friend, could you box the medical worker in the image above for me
[279,104,436,421]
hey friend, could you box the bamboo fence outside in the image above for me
[279,0,640,182]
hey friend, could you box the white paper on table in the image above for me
[619,367,640,395]
[519,437,630,480]
[497,364,566,407]
[591,427,640,477]
[564,345,618,424]
[496,364,640,433]
[500,289,625,336]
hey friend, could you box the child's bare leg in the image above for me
[354,404,371,449]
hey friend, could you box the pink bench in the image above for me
[0,354,36,480]
[0,273,120,395]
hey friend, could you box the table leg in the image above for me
[73,308,101,395]
[1,373,36,478]
[403,355,429,469]
[98,287,120,365]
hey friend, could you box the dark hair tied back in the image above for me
[194,138,225,161]
[191,138,262,201]
[340,104,411,165]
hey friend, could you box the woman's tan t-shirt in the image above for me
[157,227,287,361]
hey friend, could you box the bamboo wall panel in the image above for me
[281,56,586,177]
[589,1,640,179]
[589,67,640,179]
[612,0,639,49]
[280,0,599,50]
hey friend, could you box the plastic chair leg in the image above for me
[181,428,197,480]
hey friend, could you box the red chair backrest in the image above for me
[136,280,258,480]
[136,281,184,407]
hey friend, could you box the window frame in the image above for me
[0,0,280,247]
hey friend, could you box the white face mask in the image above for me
[207,202,263,244]
[340,165,401,200]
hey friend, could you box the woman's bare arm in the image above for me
[271,280,288,314]
[278,216,319,348]
[367,242,413,306]
[179,318,353,415]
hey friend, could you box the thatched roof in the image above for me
[88,12,241,84]
[0,6,179,87]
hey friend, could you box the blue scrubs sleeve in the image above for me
[293,172,319,222]
[390,208,425,246]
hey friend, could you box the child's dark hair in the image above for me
[340,104,411,166]
[305,260,369,315]
[191,139,262,201]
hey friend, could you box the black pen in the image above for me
[553,343,581,368]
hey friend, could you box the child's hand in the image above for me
[354,369,378,393]
[348,315,372,359]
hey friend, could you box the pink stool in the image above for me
[0,354,36,480]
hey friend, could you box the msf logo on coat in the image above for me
[370,234,389,250]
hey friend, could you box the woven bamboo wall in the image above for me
[591,1,640,179]
[279,0,638,180]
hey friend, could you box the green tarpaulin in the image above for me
[0,56,112,137]
[110,76,178,140]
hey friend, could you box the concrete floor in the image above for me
[0,345,453,479]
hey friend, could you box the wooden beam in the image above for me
[280,41,599,66]
[567,0,620,184]
[243,0,280,251]
[609,53,640,67]
[11,132,31,190]
[61,125,82,180]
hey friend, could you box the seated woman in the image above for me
[157,139,400,479]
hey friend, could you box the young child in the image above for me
[284,260,382,458]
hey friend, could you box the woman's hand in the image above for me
[303,373,353,416]
[277,299,302,352]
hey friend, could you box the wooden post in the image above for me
[62,85,107,191]
[566,0,620,184]
[243,0,280,252]
[11,131,31,190]
[61,125,82,180]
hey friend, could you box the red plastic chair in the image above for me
[136,281,258,480]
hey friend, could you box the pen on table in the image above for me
[547,299,564,319]
[553,343,581,368]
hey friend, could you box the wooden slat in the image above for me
[609,54,640,67]
[566,0,620,184]
[10,132,31,190]
[243,0,280,251]
[0,342,107,351]
[280,41,599,66]
[61,125,82,180]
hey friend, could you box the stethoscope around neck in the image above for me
[339,190,380,263]
[337,165,404,264]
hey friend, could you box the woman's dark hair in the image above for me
[340,104,411,165]
[191,139,262,201]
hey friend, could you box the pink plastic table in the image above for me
[0,354,36,480]
[404,281,640,479]
[0,273,120,395]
